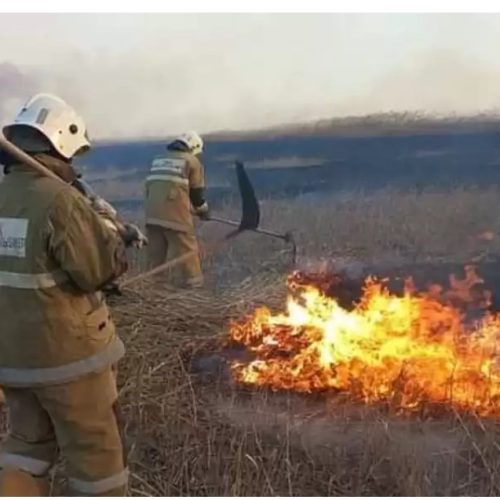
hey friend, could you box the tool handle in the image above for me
[208,215,240,228]
[254,227,289,241]
[209,215,289,241]
[120,239,227,288]
[121,249,198,287]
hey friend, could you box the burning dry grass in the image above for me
[230,270,500,418]
[112,274,500,496]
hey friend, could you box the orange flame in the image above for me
[229,269,500,417]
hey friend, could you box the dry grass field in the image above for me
[198,187,500,284]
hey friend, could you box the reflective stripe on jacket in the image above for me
[144,151,205,232]
[0,163,127,387]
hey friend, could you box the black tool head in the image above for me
[235,160,260,232]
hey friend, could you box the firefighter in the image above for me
[144,131,209,288]
[0,93,136,496]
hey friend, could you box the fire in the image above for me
[229,268,500,417]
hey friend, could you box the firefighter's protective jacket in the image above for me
[0,157,127,386]
[144,149,205,232]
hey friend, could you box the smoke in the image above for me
[337,49,500,117]
[0,62,39,124]
[3,15,500,139]
[25,47,500,140]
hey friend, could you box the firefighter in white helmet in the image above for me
[144,131,209,287]
[0,93,132,495]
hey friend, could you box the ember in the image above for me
[229,268,500,417]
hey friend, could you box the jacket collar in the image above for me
[6,153,78,183]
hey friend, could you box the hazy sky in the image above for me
[1,13,500,139]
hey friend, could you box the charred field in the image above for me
[108,187,500,496]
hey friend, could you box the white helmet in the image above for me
[3,93,90,159]
[176,131,203,155]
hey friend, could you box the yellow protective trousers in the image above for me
[0,367,127,496]
[146,224,203,288]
